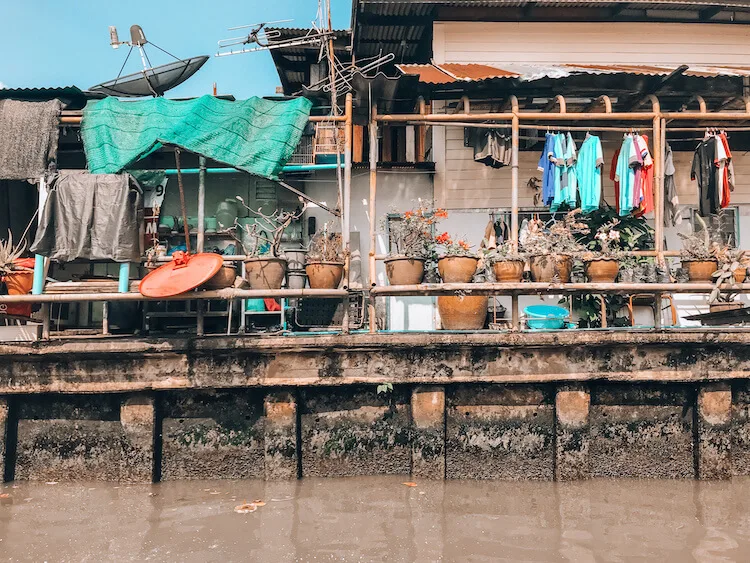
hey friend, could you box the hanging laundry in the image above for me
[610,148,621,214]
[471,129,511,168]
[0,99,63,180]
[538,133,564,207]
[633,134,654,217]
[576,134,604,214]
[691,136,720,216]
[615,135,637,217]
[30,172,143,263]
[664,143,681,227]
[715,132,734,209]
[552,133,577,211]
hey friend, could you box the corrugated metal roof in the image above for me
[396,62,750,83]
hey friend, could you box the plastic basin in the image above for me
[524,304,570,330]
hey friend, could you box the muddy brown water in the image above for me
[2,476,750,562]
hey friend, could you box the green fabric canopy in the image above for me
[81,95,312,180]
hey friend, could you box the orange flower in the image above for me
[434,209,448,219]
[458,240,471,251]
[436,232,451,245]
[403,211,414,219]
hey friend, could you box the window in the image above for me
[690,207,739,247]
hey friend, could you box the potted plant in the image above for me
[435,233,478,283]
[521,211,588,283]
[678,215,720,283]
[580,219,622,283]
[384,203,446,285]
[483,241,526,283]
[233,196,306,290]
[306,224,345,289]
[0,231,34,314]
[709,248,746,312]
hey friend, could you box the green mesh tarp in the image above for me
[81,95,312,180]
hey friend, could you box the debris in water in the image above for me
[253,500,266,506]
[0,493,9,498]
[234,502,258,514]
[45,482,58,485]
[402,482,418,487]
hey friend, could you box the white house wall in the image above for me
[433,21,750,66]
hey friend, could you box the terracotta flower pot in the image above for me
[244,257,287,290]
[437,295,488,330]
[734,268,747,284]
[682,259,718,283]
[437,256,478,283]
[306,261,344,289]
[492,260,525,283]
[385,256,425,285]
[202,265,237,290]
[529,255,573,283]
[1,270,34,318]
[584,259,619,283]
[710,301,744,314]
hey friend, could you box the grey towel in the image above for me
[30,172,143,263]
[0,99,63,180]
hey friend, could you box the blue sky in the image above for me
[0,0,351,98]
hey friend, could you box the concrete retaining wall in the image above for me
[1,380,749,482]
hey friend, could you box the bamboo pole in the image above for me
[342,92,353,333]
[509,95,520,330]
[59,114,347,125]
[196,155,207,336]
[368,102,378,333]
[0,288,348,304]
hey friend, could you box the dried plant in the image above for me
[710,248,747,303]
[520,210,589,257]
[233,196,306,258]
[483,240,525,264]
[0,230,27,276]
[679,214,724,262]
[385,202,446,258]
[307,223,344,263]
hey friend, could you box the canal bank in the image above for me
[2,330,750,482]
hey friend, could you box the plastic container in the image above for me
[245,298,266,312]
[524,304,570,330]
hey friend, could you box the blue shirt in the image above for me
[576,134,604,214]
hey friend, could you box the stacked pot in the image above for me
[284,248,308,290]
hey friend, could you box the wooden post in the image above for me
[510,96,520,329]
[342,93,353,334]
[368,104,378,333]
[381,125,392,162]
[353,125,364,163]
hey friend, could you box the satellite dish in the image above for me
[92,25,208,97]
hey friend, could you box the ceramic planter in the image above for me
[529,255,573,283]
[492,260,525,283]
[584,259,619,283]
[682,259,718,283]
[244,257,287,290]
[306,261,345,289]
[709,301,744,314]
[202,265,237,290]
[437,256,478,283]
[2,270,34,317]
[437,295,488,330]
[384,256,425,285]
[734,268,747,284]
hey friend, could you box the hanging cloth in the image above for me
[538,133,563,207]
[0,99,63,180]
[715,132,734,208]
[691,136,719,216]
[577,134,604,214]
[610,148,621,214]
[615,135,637,217]
[471,129,511,168]
[664,143,681,227]
[30,172,143,263]
[633,134,654,217]
[551,132,577,211]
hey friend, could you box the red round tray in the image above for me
[139,252,224,298]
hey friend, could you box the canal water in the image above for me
[2,476,750,561]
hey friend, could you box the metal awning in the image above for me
[396,63,750,84]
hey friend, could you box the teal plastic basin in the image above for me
[524,304,570,330]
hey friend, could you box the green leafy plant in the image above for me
[483,240,525,264]
[710,248,746,303]
[376,383,393,395]
[520,210,589,257]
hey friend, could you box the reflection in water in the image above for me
[2,477,750,561]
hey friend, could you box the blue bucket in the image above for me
[524,304,569,330]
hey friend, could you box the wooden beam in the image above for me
[353,125,364,163]
[700,6,723,21]
[610,3,631,17]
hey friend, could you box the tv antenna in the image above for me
[91,25,208,97]
[216,18,335,57]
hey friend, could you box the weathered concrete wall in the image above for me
[300,387,411,477]
[161,390,264,480]
[446,385,555,480]
[5,333,750,481]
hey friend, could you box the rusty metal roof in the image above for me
[396,62,750,83]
